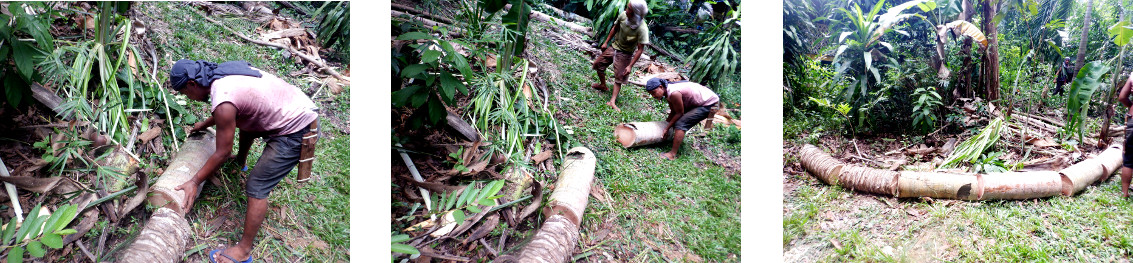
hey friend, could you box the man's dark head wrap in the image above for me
[645,77,666,92]
[169,59,263,91]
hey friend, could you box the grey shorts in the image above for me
[674,103,716,131]
[246,125,309,199]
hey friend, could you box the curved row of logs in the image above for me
[798,144,1123,200]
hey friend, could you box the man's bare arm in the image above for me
[1120,75,1133,108]
[666,92,684,130]
[627,43,645,73]
[602,24,618,49]
[190,103,237,184]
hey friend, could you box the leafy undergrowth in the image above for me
[529,22,743,261]
[139,2,350,262]
[784,141,1133,262]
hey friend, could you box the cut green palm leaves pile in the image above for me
[941,116,1005,169]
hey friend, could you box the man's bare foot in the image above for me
[660,152,677,160]
[591,83,608,91]
[211,246,251,263]
[606,101,620,111]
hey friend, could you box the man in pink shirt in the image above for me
[644,78,719,160]
[168,59,318,263]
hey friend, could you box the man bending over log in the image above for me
[168,59,319,263]
[645,78,719,160]
[1119,71,1133,197]
[590,0,650,111]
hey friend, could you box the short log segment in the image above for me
[148,130,217,215]
[797,144,1124,200]
[509,147,596,262]
[117,207,191,263]
[797,145,843,185]
[614,121,671,148]
[979,171,1066,200]
[897,172,980,200]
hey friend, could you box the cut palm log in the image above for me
[93,145,141,192]
[29,83,63,117]
[979,171,1066,200]
[614,121,672,148]
[116,207,191,263]
[529,10,592,36]
[1061,144,1122,191]
[897,171,980,200]
[446,111,480,142]
[118,132,216,262]
[508,147,596,262]
[798,143,1124,200]
[147,130,217,215]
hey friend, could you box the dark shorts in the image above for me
[1125,116,1133,168]
[592,47,632,83]
[246,125,310,199]
[674,103,717,131]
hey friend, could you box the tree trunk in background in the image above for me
[1100,3,1127,146]
[1075,0,1095,73]
[957,0,976,99]
[981,0,1001,101]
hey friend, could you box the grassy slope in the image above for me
[527,22,742,261]
[142,2,349,262]
[784,141,1133,262]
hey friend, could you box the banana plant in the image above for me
[1064,61,1110,143]
[828,0,927,126]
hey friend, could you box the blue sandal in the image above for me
[209,248,253,263]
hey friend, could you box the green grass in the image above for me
[527,21,742,261]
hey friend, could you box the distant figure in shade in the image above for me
[644,78,718,160]
[1054,57,1072,96]
[590,0,650,111]
[1116,71,1133,197]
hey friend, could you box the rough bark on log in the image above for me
[837,166,899,196]
[30,83,64,116]
[446,111,480,142]
[897,171,980,200]
[614,121,671,148]
[148,130,216,215]
[508,147,596,262]
[797,145,843,185]
[116,207,191,263]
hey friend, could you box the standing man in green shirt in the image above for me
[591,0,650,111]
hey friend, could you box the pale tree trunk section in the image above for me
[116,207,191,263]
[798,144,1123,200]
[508,147,597,262]
[148,131,217,215]
[614,121,671,148]
[117,131,216,262]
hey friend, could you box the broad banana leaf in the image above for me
[1066,61,1111,141]
[1108,20,1133,47]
